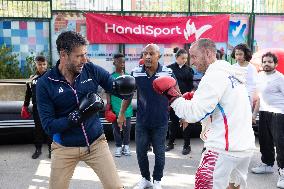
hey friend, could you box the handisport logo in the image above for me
[105,19,212,41]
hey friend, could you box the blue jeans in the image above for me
[112,117,131,147]
[135,123,168,181]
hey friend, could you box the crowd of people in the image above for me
[21,30,284,189]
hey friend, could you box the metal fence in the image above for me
[0,0,283,63]
[0,0,283,18]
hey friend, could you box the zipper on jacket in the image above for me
[49,77,91,153]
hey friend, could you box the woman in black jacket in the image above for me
[166,48,194,155]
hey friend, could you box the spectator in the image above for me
[231,43,258,108]
[21,55,51,159]
[106,53,133,157]
[166,48,194,155]
[251,52,284,188]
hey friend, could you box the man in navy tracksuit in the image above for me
[36,31,124,189]
[118,44,176,189]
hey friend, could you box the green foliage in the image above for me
[22,53,36,79]
[0,44,39,79]
[0,0,51,18]
[0,44,22,79]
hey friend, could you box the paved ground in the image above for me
[0,138,280,189]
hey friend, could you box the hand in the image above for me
[180,119,189,130]
[152,76,181,103]
[21,106,31,119]
[68,110,82,126]
[117,112,126,131]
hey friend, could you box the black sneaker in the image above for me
[165,143,174,151]
[32,149,42,159]
[182,145,191,155]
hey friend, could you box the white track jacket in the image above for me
[171,60,255,154]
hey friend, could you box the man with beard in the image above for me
[36,31,134,189]
[152,38,255,189]
[117,44,176,189]
[251,52,284,188]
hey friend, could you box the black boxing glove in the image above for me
[68,92,104,126]
[113,75,136,96]
[79,92,104,116]
[68,109,82,126]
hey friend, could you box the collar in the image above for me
[141,62,163,73]
[175,62,186,68]
[49,60,68,81]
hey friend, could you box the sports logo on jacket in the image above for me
[58,87,64,93]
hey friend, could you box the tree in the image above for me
[0,44,22,79]
[0,44,34,79]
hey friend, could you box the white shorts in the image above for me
[195,149,251,189]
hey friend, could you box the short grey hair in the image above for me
[143,43,160,52]
[193,38,217,53]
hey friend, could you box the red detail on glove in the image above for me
[182,91,194,100]
[139,59,144,66]
[21,106,31,119]
[152,76,181,102]
[104,104,117,123]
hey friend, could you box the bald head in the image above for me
[189,38,217,73]
[143,43,160,53]
[142,44,161,69]
[191,38,217,54]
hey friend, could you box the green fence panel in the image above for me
[0,0,51,18]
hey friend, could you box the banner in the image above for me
[86,14,229,44]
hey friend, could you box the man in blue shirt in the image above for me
[118,44,176,189]
[36,31,125,189]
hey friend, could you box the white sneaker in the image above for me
[122,145,131,156]
[277,168,284,188]
[133,177,153,189]
[153,180,162,189]
[115,147,122,157]
[251,163,274,174]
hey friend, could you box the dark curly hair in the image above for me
[173,47,180,54]
[35,55,46,62]
[56,31,87,55]
[231,43,252,61]
[113,53,125,59]
[262,52,278,64]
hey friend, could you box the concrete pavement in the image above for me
[0,138,280,189]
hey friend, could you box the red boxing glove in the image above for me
[153,76,181,103]
[21,106,31,119]
[105,110,117,123]
[182,91,194,100]
[139,59,144,66]
[104,104,117,123]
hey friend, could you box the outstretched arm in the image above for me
[117,98,132,130]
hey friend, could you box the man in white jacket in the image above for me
[153,38,255,189]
